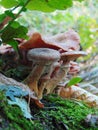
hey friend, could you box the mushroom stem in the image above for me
[46,51,87,93]
[24,64,45,96]
[38,77,48,99]
[38,62,60,99]
[45,63,70,94]
[24,48,60,98]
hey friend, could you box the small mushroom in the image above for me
[45,62,70,94]
[24,48,60,97]
[45,51,87,94]
[61,51,87,64]
[38,61,61,99]
[68,61,80,74]
[43,29,80,51]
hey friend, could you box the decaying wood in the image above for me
[57,85,98,107]
[0,73,36,99]
[80,83,98,95]
[0,73,44,108]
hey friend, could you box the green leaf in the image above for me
[74,0,84,2]
[26,0,73,12]
[7,40,18,52]
[26,0,84,12]
[1,23,28,51]
[26,0,55,12]
[0,0,84,12]
[0,13,6,23]
[17,0,28,6]
[0,0,18,8]
[47,0,73,10]
[67,77,82,87]
[11,21,20,28]
[5,10,15,19]
[1,24,28,42]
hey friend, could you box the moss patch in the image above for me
[0,91,42,130]
[32,94,98,130]
[0,92,98,130]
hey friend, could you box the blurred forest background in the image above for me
[0,0,98,62]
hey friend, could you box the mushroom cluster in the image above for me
[24,48,60,98]
[21,29,87,99]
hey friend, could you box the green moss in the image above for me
[36,94,98,130]
[0,92,98,130]
[0,91,43,130]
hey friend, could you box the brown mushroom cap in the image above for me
[27,48,60,64]
[61,51,87,61]
[19,30,80,52]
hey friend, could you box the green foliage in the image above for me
[0,0,84,52]
[0,13,7,23]
[1,24,28,42]
[26,0,73,12]
[5,10,16,18]
[1,22,28,51]
[67,76,82,87]
[0,0,84,12]
[77,16,97,49]
[0,0,18,8]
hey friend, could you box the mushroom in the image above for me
[45,51,87,94]
[38,61,61,99]
[42,29,80,51]
[61,51,87,63]
[19,29,80,52]
[19,32,60,51]
[18,29,81,66]
[23,48,60,97]
[19,30,87,99]
[45,62,70,94]
[68,61,80,75]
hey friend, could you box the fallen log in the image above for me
[57,85,98,107]
[0,73,44,108]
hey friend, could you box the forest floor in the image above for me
[0,92,98,130]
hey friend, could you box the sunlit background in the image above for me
[0,0,98,62]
